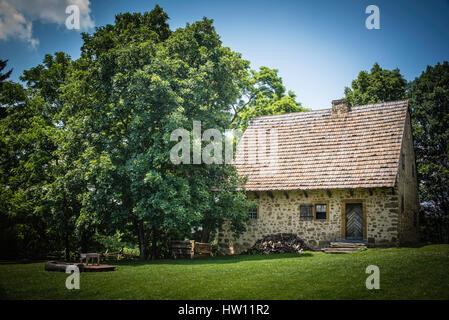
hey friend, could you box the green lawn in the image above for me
[1,244,448,300]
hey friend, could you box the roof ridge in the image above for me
[250,99,408,123]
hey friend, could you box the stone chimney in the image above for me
[331,99,351,114]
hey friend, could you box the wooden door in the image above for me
[345,203,363,240]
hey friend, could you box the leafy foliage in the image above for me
[0,59,18,120]
[0,59,12,84]
[231,66,306,129]
[344,62,407,106]
[5,7,293,260]
[409,61,449,243]
[0,53,80,259]
[59,10,258,259]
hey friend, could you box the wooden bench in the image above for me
[80,253,100,265]
[171,240,212,259]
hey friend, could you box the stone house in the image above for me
[219,99,419,253]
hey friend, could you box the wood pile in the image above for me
[171,240,195,259]
[242,233,308,255]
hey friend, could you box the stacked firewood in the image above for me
[242,233,308,255]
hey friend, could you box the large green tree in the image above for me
[344,62,407,105]
[61,7,255,259]
[409,61,449,243]
[2,51,103,261]
[1,6,305,260]
[23,52,93,259]
[0,66,53,257]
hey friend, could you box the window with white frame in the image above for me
[315,204,327,220]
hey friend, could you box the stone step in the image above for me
[326,246,360,251]
[330,242,367,248]
[323,250,356,254]
[323,247,359,254]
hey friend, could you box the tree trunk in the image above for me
[137,219,146,260]
[437,214,443,243]
[201,227,211,243]
[151,227,158,260]
[65,233,70,261]
[63,193,70,261]
[81,232,88,253]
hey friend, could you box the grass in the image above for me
[0,244,448,300]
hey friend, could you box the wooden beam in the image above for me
[341,202,346,239]
[363,202,367,240]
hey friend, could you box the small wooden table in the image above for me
[80,253,100,265]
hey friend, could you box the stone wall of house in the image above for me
[218,188,401,254]
[396,112,420,244]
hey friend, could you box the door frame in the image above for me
[341,199,367,240]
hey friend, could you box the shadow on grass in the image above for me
[398,242,430,249]
[0,259,46,265]
[0,286,8,300]
[112,252,314,267]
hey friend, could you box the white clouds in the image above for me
[0,0,94,47]
[0,0,38,47]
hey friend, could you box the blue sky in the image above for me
[1,0,449,109]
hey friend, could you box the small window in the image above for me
[315,204,327,220]
[300,204,313,221]
[249,208,258,220]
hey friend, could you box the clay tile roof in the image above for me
[235,100,409,191]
